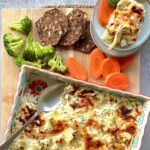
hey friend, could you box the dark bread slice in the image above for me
[35,16,62,46]
[74,21,96,53]
[59,18,83,46]
[44,8,68,36]
[67,9,88,39]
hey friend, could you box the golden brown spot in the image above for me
[84,134,103,150]
[50,120,69,135]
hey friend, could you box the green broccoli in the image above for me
[48,52,67,73]
[3,33,24,58]
[32,42,55,59]
[15,56,42,68]
[32,42,44,59]
[23,32,36,61]
[109,0,120,7]
[9,16,32,35]
[43,45,55,56]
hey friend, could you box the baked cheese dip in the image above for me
[102,0,145,50]
[8,84,143,150]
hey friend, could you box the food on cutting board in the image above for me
[3,33,24,58]
[101,0,145,49]
[35,9,66,46]
[112,55,135,71]
[99,0,115,27]
[103,72,129,90]
[36,8,95,53]
[66,57,88,81]
[101,57,120,78]
[44,8,68,36]
[89,48,135,90]
[9,84,143,149]
[3,8,136,90]
[3,31,67,73]
[60,9,88,46]
[48,52,67,73]
[89,48,105,78]
[9,16,32,35]
[73,21,96,53]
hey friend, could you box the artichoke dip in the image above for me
[102,0,145,50]
[9,84,143,150]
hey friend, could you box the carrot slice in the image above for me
[98,0,115,26]
[103,72,129,90]
[112,55,135,71]
[66,57,88,81]
[89,48,105,79]
[101,57,120,78]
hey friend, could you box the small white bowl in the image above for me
[91,0,150,57]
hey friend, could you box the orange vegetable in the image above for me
[89,48,105,79]
[66,57,88,81]
[112,55,135,71]
[98,0,115,26]
[103,72,129,90]
[101,57,120,78]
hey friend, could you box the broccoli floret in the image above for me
[48,52,67,73]
[3,33,24,58]
[9,16,32,35]
[43,45,55,56]
[32,42,55,59]
[23,32,36,61]
[109,0,120,7]
[32,42,44,59]
[15,56,42,68]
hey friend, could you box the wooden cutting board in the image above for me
[1,8,140,141]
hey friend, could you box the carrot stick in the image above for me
[103,72,129,90]
[112,55,135,71]
[98,0,115,26]
[89,48,105,79]
[101,57,120,78]
[66,57,88,81]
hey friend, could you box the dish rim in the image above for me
[91,0,150,53]
[3,65,150,150]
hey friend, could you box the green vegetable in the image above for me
[9,16,32,35]
[23,32,36,61]
[15,56,42,68]
[109,0,120,7]
[43,45,55,56]
[32,42,54,59]
[48,52,67,73]
[3,33,24,57]
[32,42,44,59]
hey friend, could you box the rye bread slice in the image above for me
[74,21,96,53]
[44,8,68,36]
[67,9,88,39]
[59,9,87,46]
[35,16,62,46]
[59,18,83,46]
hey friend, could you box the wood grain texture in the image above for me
[1,8,140,140]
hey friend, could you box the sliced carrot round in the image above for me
[103,72,129,90]
[66,57,88,81]
[89,48,105,79]
[112,55,135,71]
[101,57,120,78]
[98,0,115,26]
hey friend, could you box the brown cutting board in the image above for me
[1,8,140,141]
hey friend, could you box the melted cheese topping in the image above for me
[102,0,145,49]
[9,84,143,150]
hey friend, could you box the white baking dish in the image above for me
[4,65,150,150]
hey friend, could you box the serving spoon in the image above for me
[0,82,66,150]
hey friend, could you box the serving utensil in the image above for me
[0,82,66,150]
